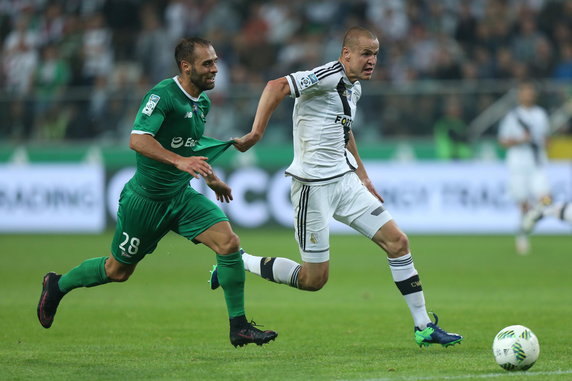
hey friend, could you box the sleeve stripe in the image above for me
[131,130,155,136]
[317,67,343,80]
[288,74,300,97]
[314,62,341,76]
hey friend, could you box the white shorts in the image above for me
[508,166,550,203]
[291,172,393,263]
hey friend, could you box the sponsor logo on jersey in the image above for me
[142,94,160,116]
[171,137,184,148]
[184,111,193,119]
[335,115,353,129]
[171,137,197,149]
[298,73,319,90]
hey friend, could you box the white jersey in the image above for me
[498,105,550,170]
[284,60,361,183]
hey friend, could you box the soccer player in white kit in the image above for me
[212,27,462,347]
[498,81,552,254]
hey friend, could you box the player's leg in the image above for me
[177,188,277,347]
[524,201,572,233]
[240,249,303,289]
[372,222,462,346]
[545,202,572,223]
[236,180,332,291]
[37,184,168,329]
[337,173,462,347]
[509,170,531,254]
[516,201,531,254]
[522,169,553,234]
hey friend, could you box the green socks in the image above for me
[216,251,246,318]
[58,257,111,293]
[57,253,246,320]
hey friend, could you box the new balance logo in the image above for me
[184,111,193,119]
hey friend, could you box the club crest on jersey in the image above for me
[298,73,319,90]
[142,94,160,116]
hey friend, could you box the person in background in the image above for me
[434,97,472,160]
[498,81,552,255]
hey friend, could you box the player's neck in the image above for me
[177,75,201,98]
[339,60,358,83]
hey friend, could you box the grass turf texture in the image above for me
[1,231,571,380]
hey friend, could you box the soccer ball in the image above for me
[492,325,540,371]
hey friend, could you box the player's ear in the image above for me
[342,47,351,62]
[180,60,191,74]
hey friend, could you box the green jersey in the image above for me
[131,76,232,199]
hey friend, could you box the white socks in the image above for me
[544,202,572,223]
[387,253,431,329]
[242,251,301,288]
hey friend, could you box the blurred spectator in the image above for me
[512,16,547,64]
[433,97,472,160]
[2,15,38,96]
[58,14,83,86]
[38,2,65,46]
[0,0,571,143]
[135,4,172,84]
[2,14,37,139]
[33,43,70,139]
[81,12,113,86]
[530,37,555,78]
[101,0,140,60]
[454,2,477,51]
[553,43,572,80]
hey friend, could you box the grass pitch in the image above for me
[1,231,571,380]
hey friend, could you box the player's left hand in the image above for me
[206,178,233,203]
[362,178,384,202]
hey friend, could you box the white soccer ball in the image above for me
[492,325,540,371]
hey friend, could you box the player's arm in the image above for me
[499,135,531,148]
[498,114,531,148]
[346,130,384,202]
[234,77,291,152]
[129,133,212,178]
[204,171,233,203]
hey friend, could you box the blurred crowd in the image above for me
[1,0,572,143]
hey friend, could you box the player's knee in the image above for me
[387,232,409,257]
[216,232,240,255]
[299,273,328,291]
[107,269,132,282]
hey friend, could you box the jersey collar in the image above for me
[172,76,201,101]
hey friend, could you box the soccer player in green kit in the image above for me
[37,37,278,348]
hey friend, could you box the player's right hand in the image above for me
[175,156,212,178]
[233,132,260,152]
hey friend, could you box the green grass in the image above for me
[1,231,571,380]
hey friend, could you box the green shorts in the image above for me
[111,182,229,264]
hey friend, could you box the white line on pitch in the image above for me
[341,369,572,381]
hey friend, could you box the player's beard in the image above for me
[190,66,215,92]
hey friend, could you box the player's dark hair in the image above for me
[174,37,212,72]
